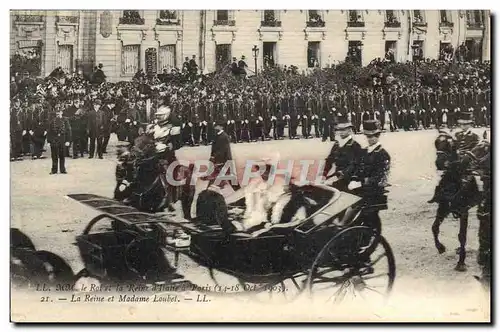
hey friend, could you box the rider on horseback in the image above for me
[144,105,183,211]
[428,112,479,205]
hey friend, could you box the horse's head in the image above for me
[434,131,456,170]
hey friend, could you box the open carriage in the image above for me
[69,184,396,303]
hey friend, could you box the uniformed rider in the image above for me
[146,105,183,210]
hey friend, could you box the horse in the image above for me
[430,130,481,271]
[468,133,491,289]
[114,134,196,219]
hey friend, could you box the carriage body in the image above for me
[69,185,395,301]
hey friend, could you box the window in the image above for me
[121,45,140,75]
[307,10,325,27]
[439,10,453,27]
[157,10,179,25]
[465,39,482,62]
[412,40,424,61]
[159,45,176,72]
[263,42,277,68]
[214,10,235,26]
[385,10,400,27]
[384,41,396,63]
[262,10,281,27]
[57,45,73,73]
[217,10,228,21]
[413,10,426,25]
[467,10,484,28]
[347,41,362,66]
[439,42,454,61]
[215,44,232,71]
[120,10,144,25]
[347,10,365,27]
[307,42,320,68]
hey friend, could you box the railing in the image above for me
[261,20,282,27]
[413,21,428,27]
[467,21,484,29]
[119,17,145,25]
[57,16,79,24]
[347,21,365,28]
[384,21,401,28]
[439,21,454,28]
[156,18,180,25]
[213,20,235,26]
[306,20,325,28]
[15,15,44,23]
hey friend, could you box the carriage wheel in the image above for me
[236,272,309,304]
[306,226,395,305]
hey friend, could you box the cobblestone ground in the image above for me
[11,128,490,321]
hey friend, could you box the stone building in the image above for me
[10,10,491,81]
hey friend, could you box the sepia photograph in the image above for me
[9,8,491,323]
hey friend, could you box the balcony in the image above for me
[156,18,180,25]
[347,21,365,28]
[119,17,145,25]
[261,20,282,27]
[306,20,325,28]
[15,15,43,23]
[213,20,235,26]
[57,16,79,24]
[439,21,454,28]
[467,22,484,29]
[413,21,428,27]
[384,21,401,28]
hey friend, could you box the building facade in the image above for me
[10,10,491,81]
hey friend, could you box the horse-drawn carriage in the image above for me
[69,181,396,303]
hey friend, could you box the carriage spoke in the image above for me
[362,272,389,280]
[364,285,385,296]
[368,252,386,266]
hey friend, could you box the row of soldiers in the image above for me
[10,84,491,160]
[10,94,149,160]
[169,87,491,146]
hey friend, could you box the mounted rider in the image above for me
[428,112,479,206]
[143,105,183,210]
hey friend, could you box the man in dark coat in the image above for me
[92,63,106,85]
[323,115,363,192]
[87,99,110,159]
[47,107,72,174]
[349,120,391,234]
[208,123,237,189]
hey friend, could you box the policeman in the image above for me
[47,107,72,174]
[454,112,480,152]
[323,114,363,192]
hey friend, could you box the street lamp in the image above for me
[252,45,259,74]
[411,43,420,82]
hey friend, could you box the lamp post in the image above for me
[411,43,420,83]
[252,45,259,74]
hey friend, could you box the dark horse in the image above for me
[430,131,481,271]
[469,133,491,289]
[114,134,196,219]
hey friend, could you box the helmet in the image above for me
[155,105,171,123]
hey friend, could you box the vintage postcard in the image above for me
[10,9,491,322]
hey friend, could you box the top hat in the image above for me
[93,99,102,105]
[457,112,474,124]
[363,120,381,135]
[335,113,353,130]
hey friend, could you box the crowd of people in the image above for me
[10,57,491,163]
